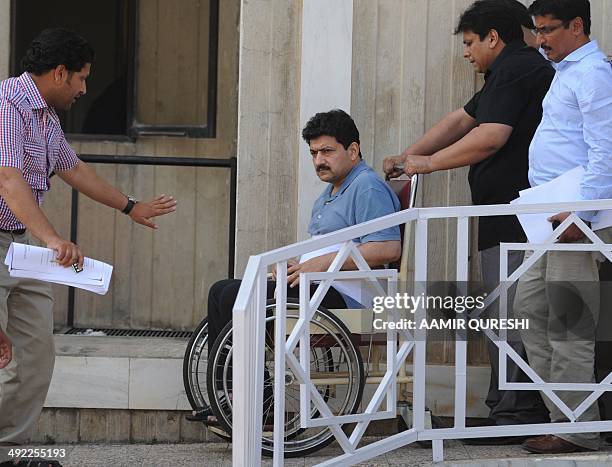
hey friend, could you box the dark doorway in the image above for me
[11,0,135,137]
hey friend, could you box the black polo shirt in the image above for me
[464,41,554,251]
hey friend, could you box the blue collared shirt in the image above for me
[528,40,612,221]
[308,160,401,243]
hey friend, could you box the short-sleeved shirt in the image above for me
[308,160,401,243]
[464,41,555,251]
[306,160,400,307]
[0,72,80,230]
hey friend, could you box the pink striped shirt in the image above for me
[0,72,79,230]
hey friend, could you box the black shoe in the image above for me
[185,405,215,423]
[462,435,529,445]
[186,405,222,426]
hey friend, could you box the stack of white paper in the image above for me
[511,166,612,243]
[4,243,113,295]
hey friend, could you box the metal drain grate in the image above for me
[64,328,192,338]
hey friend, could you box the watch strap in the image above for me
[122,196,137,215]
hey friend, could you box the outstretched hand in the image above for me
[129,194,177,229]
[0,329,12,369]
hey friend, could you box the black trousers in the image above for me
[207,279,348,355]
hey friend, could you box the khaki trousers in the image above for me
[0,231,54,446]
[514,227,612,450]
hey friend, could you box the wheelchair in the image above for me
[183,176,419,457]
[184,298,365,457]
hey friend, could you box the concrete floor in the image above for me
[17,439,612,467]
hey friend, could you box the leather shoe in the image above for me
[522,435,596,454]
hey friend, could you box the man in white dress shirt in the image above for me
[515,0,612,455]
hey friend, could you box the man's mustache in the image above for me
[316,165,331,172]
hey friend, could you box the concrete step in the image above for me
[48,335,190,410]
[34,335,204,444]
[36,335,490,444]
[46,335,490,415]
[33,408,212,444]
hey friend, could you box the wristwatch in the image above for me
[122,195,138,215]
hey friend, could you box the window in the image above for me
[133,0,219,138]
[11,0,219,139]
[11,0,136,137]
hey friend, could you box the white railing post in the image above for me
[413,218,428,432]
[273,261,287,467]
[498,245,510,389]
[233,259,268,466]
[454,217,469,430]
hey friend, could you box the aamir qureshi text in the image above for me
[371,293,529,331]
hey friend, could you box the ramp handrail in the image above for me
[233,198,612,466]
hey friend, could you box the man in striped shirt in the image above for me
[0,28,176,459]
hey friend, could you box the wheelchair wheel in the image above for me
[183,318,209,410]
[182,317,231,441]
[207,299,365,457]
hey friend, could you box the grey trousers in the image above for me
[480,246,549,426]
[514,227,612,450]
[0,231,55,448]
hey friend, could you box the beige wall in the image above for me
[349,0,612,363]
[1,0,611,330]
[351,0,610,287]
[234,0,478,278]
[351,0,477,364]
[39,0,241,330]
[137,0,212,127]
[234,0,612,364]
[233,0,478,277]
[234,0,303,274]
[353,0,476,284]
[591,0,612,55]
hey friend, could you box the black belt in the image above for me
[0,228,26,235]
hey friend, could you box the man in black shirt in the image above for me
[384,0,555,441]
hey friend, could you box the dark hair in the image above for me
[501,0,535,29]
[21,28,95,75]
[302,109,362,158]
[455,0,525,43]
[529,0,591,36]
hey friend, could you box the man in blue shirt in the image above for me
[515,0,612,455]
[194,109,401,424]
